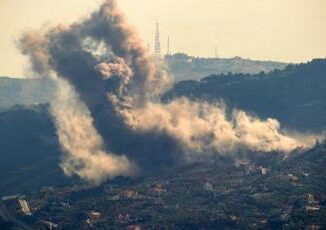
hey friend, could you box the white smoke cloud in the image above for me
[51,78,135,184]
[19,0,319,184]
[111,97,316,158]
[19,31,50,77]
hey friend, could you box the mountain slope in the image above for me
[0,77,55,109]
[166,54,288,81]
[166,59,326,132]
[0,105,76,195]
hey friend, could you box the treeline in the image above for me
[165,53,288,81]
[165,59,326,132]
[0,77,55,109]
[0,105,76,195]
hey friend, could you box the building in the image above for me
[203,182,214,191]
[127,224,141,230]
[259,166,271,176]
[39,220,58,230]
[2,195,31,216]
[18,199,31,215]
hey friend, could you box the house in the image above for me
[127,224,141,230]
[203,182,214,191]
[18,199,32,215]
[2,195,31,216]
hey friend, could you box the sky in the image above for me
[0,0,325,77]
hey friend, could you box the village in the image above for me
[1,142,325,229]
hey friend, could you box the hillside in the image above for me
[1,142,325,229]
[165,58,326,132]
[165,53,288,81]
[0,59,325,228]
[0,55,287,109]
[0,58,325,195]
[0,77,55,109]
[0,105,76,195]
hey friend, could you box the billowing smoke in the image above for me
[112,98,314,155]
[19,0,317,184]
[51,78,134,184]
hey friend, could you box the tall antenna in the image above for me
[167,35,170,56]
[215,46,218,59]
[154,19,161,58]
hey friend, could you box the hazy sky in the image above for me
[1,0,325,77]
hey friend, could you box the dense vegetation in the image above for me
[0,58,325,228]
[3,142,325,229]
[0,105,76,195]
[0,58,325,195]
[0,77,54,109]
[166,58,326,132]
[166,53,287,81]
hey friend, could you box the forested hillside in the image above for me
[1,59,325,194]
[0,105,76,195]
[166,59,326,132]
[0,77,54,109]
[166,54,288,81]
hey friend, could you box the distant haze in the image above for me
[0,0,326,77]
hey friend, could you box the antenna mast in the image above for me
[167,36,170,56]
[154,20,161,58]
[215,46,218,59]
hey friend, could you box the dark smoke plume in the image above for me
[19,0,317,184]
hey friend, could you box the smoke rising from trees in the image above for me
[19,0,317,184]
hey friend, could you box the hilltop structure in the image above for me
[154,20,161,58]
